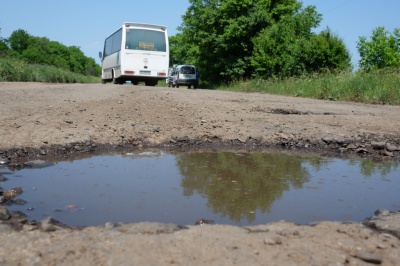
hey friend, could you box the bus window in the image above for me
[125,29,166,52]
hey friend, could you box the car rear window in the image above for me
[179,66,195,74]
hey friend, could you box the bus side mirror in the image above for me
[99,52,103,59]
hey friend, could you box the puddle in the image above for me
[1,151,399,227]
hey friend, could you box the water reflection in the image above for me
[178,152,319,222]
[1,151,399,227]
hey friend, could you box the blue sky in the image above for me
[0,0,398,69]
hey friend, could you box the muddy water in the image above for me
[1,151,399,227]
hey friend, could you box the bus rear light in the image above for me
[124,70,135,74]
[158,72,167,76]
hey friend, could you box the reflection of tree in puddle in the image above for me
[176,152,327,223]
[350,159,399,177]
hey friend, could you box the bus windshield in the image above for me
[125,29,166,52]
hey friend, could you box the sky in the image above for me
[0,0,399,69]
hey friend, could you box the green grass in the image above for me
[0,57,100,83]
[217,70,400,105]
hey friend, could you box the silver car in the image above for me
[171,65,198,89]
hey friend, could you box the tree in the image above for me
[357,27,400,71]
[6,28,101,76]
[251,5,321,78]
[176,0,350,85]
[0,28,9,55]
[179,0,304,84]
[8,29,30,53]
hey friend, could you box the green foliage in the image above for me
[357,27,400,71]
[173,0,350,85]
[8,29,30,53]
[5,28,101,77]
[0,28,9,55]
[0,57,99,83]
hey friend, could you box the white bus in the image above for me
[99,22,169,86]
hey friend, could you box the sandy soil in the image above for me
[0,82,399,265]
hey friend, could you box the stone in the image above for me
[371,141,385,150]
[264,236,283,245]
[385,143,399,152]
[40,217,64,232]
[23,160,53,169]
[3,187,23,200]
[0,206,11,220]
[321,136,335,144]
[375,209,390,216]
[355,251,382,264]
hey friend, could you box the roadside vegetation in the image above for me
[0,0,399,105]
[0,57,99,83]
[218,70,400,105]
[0,28,100,83]
[170,0,399,105]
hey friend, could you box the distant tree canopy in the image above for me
[0,28,9,55]
[357,27,400,71]
[171,0,351,85]
[4,29,100,76]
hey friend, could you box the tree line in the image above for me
[170,0,400,85]
[0,28,101,77]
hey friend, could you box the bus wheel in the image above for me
[132,81,139,85]
[188,85,191,89]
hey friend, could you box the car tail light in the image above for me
[124,70,135,74]
[158,72,167,76]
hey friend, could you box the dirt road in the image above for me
[0,82,399,265]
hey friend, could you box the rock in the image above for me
[74,145,83,151]
[382,150,393,157]
[0,206,11,220]
[2,187,23,200]
[347,143,357,149]
[321,136,335,144]
[23,160,53,169]
[354,251,383,264]
[371,141,385,150]
[264,236,283,245]
[105,222,116,229]
[375,209,390,216]
[385,143,399,152]
[40,217,64,232]
[363,211,400,239]
[23,223,39,231]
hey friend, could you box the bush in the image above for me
[0,57,99,83]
